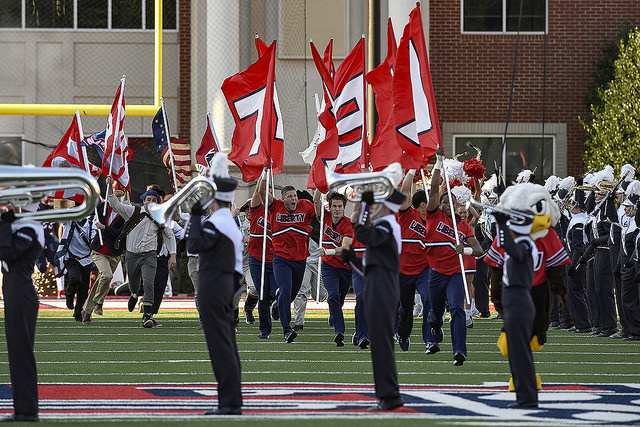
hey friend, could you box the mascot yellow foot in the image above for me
[508,374,543,391]
[530,335,544,351]
[497,331,508,357]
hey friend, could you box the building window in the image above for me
[462,0,546,34]
[0,138,23,166]
[0,0,177,30]
[453,135,554,184]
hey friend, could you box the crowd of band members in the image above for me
[3,157,640,419]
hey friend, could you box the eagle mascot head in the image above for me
[496,182,559,240]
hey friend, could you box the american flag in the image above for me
[152,105,191,191]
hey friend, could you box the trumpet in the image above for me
[325,163,402,202]
[0,165,99,222]
[148,176,217,226]
[466,199,534,224]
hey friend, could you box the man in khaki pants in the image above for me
[82,188,126,324]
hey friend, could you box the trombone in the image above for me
[466,199,534,224]
[148,176,217,227]
[0,165,100,222]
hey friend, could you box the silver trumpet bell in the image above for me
[325,162,402,202]
[466,199,534,224]
[148,176,217,227]
[0,165,100,222]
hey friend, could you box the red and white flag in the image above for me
[223,40,284,182]
[103,77,132,192]
[42,111,92,202]
[393,2,441,169]
[367,18,402,171]
[195,113,220,174]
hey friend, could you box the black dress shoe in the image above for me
[368,395,404,411]
[204,407,242,415]
[507,402,538,408]
[65,294,75,310]
[1,413,39,422]
[293,324,304,331]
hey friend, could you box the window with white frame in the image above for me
[0,0,176,30]
[453,135,554,184]
[462,0,546,34]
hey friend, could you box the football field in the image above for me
[1,297,639,425]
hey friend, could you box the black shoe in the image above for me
[549,321,562,330]
[570,328,592,333]
[425,343,440,355]
[495,313,503,320]
[244,308,255,325]
[589,328,602,336]
[141,314,153,328]
[284,330,297,343]
[624,334,640,341]
[597,328,618,337]
[293,324,304,331]
[398,337,410,351]
[368,395,404,411]
[507,402,538,408]
[431,327,444,342]
[127,293,138,312]
[358,337,370,349]
[204,407,242,415]
[257,332,269,339]
[65,293,75,310]
[74,314,83,322]
[334,332,345,347]
[1,413,39,422]
[150,318,162,328]
[270,289,280,321]
[453,352,466,366]
[560,323,575,330]
[479,312,491,318]
[352,332,358,346]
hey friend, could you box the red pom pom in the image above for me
[449,178,463,188]
[463,158,486,180]
[465,179,476,194]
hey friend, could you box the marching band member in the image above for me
[0,206,43,422]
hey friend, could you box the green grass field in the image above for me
[0,302,639,425]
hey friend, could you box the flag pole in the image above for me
[105,75,125,216]
[259,165,271,301]
[316,192,325,304]
[420,169,429,202]
[442,158,471,305]
[160,98,180,193]
[76,110,104,246]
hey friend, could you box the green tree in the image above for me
[582,27,640,172]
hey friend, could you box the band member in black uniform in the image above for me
[186,153,243,415]
[0,208,43,422]
[493,210,539,408]
[566,189,593,333]
[344,188,406,411]
[620,182,640,340]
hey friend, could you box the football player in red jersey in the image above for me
[425,147,483,366]
[314,190,353,347]
[259,172,316,343]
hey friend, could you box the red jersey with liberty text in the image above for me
[350,222,366,259]
[397,207,429,275]
[248,204,273,262]
[484,227,570,286]
[425,208,474,275]
[321,211,353,270]
[269,198,316,261]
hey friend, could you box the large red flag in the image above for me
[393,2,441,169]
[195,113,220,174]
[367,18,401,171]
[103,78,131,191]
[223,41,284,182]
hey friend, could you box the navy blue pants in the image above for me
[249,255,276,335]
[273,255,306,336]
[322,262,351,334]
[352,270,368,343]
[427,270,467,355]
[398,267,433,343]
